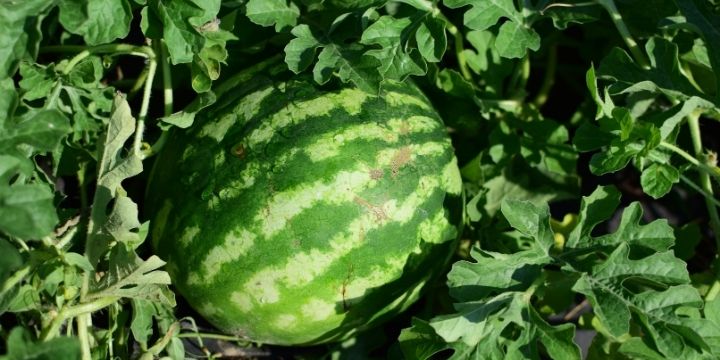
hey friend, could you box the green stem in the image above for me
[686,112,720,248]
[128,67,149,100]
[145,41,174,158]
[688,112,703,154]
[13,238,30,252]
[539,1,597,14]
[77,314,91,360]
[45,82,63,109]
[707,280,720,301]
[522,272,546,303]
[0,266,30,293]
[532,45,557,107]
[43,44,153,61]
[507,56,531,99]
[176,332,246,342]
[62,50,92,75]
[160,41,173,118]
[596,0,650,68]
[40,296,117,341]
[56,44,153,78]
[659,141,720,184]
[143,322,180,357]
[680,174,720,208]
[133,57,158,159]
[55,226,78,249]
[438,12,472,81]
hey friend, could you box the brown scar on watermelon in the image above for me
[369,168,384,180]
[231,143,246,159]
[353,196,388,221]
[341,262,355,312]
[390,146,412,178]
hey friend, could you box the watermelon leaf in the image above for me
[89,245,174,305]
[443,0,540,58]
[359,15,427,80]
[245,0,300,32]
[57,0,133,46]
[404,185,714,359]
[85,95,143,266]
[0,327,80,360]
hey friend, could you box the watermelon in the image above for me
[147,62,462,346]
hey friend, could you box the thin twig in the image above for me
[563,299,589,321]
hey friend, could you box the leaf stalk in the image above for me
[595,0,650,69]
[40,296,117,341]
[686,112,720,248]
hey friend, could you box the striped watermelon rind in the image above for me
[147,63,462,345]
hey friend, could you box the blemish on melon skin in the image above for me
[353,196,388,222]
[341,263,355,312]
[390,146,412,178]
[369,168,384,180]
[231,143,246,159]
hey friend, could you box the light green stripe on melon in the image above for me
[200,229,256,280]
[231,291,254,312]
[231,85,277,122]
[385,91,432,110]
[198,113,238,143]
[386,115,440,133]
[246,88,370,149]
[151,200,173,250]
[301,298,336,321]
[237,174,442,307]
[419,210,454,245]
[198,86,277,143]
[442,157,462,195]
[217,162,262,200]
[274,314,298,328]
[178,225,200,247]
[305,115,442,162]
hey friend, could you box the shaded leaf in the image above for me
[85,95,142,265]
[131,298,156,347]
[1,109,71,153]
[0,237,22,285]
[90,245,174,305]
[0,327,80,360]
[314,44,381,93]
[572,244,694,338]
[443,0,540,58]
[598,37,706,101]
[142,0,221,64]
[360,15,426,80]
[399,318,450,360]
[58,0,132,46]
[0,1,53,79]
[0,184,58,240]
[159,91,216,129]
[500,199,555,253]
[284,24,322,73]
[676,0,720,103]
[245,0,299,31]
[18,62,56,101]
[416,17,447,63]
[640,163,680,198]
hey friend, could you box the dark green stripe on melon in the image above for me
[147,65,461,345]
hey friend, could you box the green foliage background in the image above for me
[1,0,720,359]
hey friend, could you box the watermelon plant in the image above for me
[1,0,720,359]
